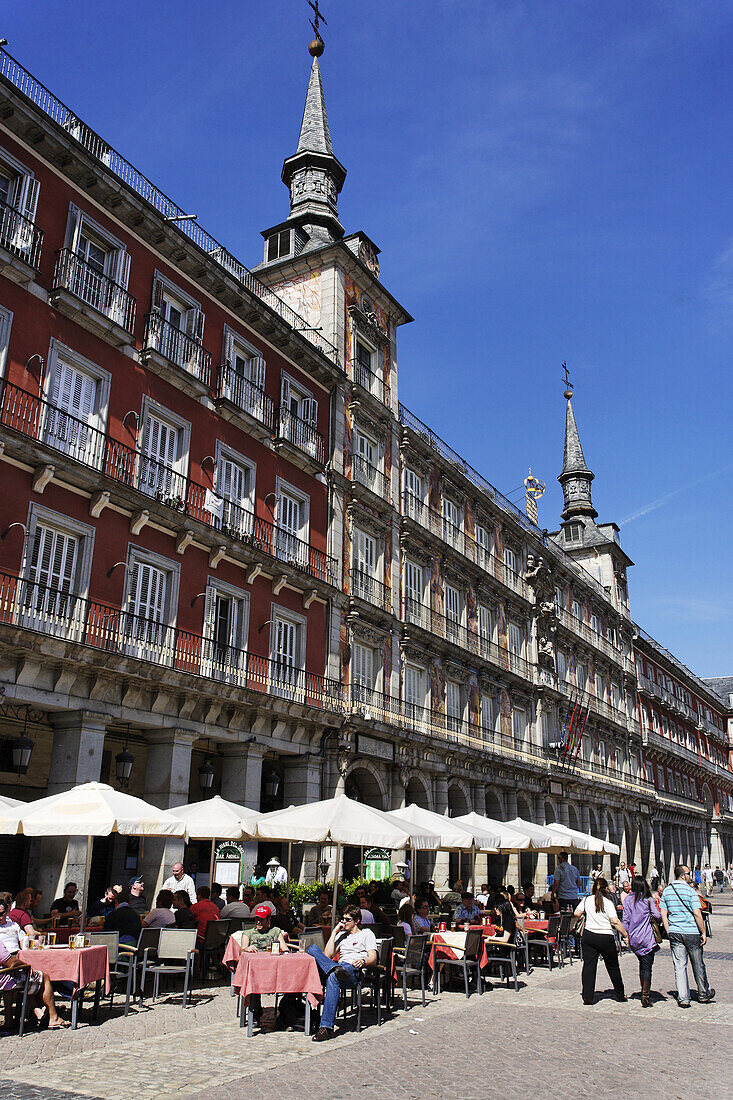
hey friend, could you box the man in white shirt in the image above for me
[161,862,196,905]
[307,905,378,1042]
[701,865,714,896]
[615,862,631,887]
[220,886,252,918]
[265,857,288,888]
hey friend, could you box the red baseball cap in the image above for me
[253,905,271,920]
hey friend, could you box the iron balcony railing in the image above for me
[216,361,274,431]
[642,726,728,779]
[403,596,535,680]
[351,454,388,500]
[0,570,342,710]
[0,47,340,368]
[142,313,211,387]
[0,380,337,587]
[52,249,136,333]
[0,195,43,269]
[275,406,325,466]
[354,360,387,405]
[555,604,631,669]
[350,568,391,612]
[402,491,527,599]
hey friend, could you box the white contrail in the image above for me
[620,464,733,527]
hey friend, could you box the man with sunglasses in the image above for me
[660,865,715,1008]
[307,905,378,1042]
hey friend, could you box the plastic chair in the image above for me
[198,918,231,980]
[87,931,123,1010]
[139,928,197,1007]
[434,929,483,998]
[393,932,430,1010]
[558,912,574,966]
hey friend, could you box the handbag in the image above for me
[573,897,587,937]
[648,899,663,944]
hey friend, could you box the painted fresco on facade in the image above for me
[499,688,512,739]
[429,466,441,517]
[340,618,350,685]
[270,270,322,329]
[431,659,445,718]
[465,498,476,552]
[343,511,352,596]
[496,600,508,650]
[383,635,392,699]
[343,392,353,478]
[494,525,505,584]
[466,581,478,638]
[430,556,444,617]
[468,674,480,729]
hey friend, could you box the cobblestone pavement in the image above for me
[1,895,732,1100]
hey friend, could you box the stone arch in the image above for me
[485,788,505,819]
[700,784,714,816]
[405,772,431,810]
[344,761,387,810]
[516,794,534,822]
[567,804,580,832]
[447,780,470,817]
[543,799,559,825]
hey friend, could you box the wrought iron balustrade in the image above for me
[0,195,43,268]
[351,454,388,499]
[216,361,274,430]
[350,568,391,611]
[275,406,325,466]
[52,249,136,333]
[142,313,211,387]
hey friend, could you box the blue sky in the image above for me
[6,1,732,676]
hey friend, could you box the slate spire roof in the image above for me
[296,57,333,155]
[558,394,597,522]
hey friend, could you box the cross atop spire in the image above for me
[558,384,597,522]
[296,57,333,156]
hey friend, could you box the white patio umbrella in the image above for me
[255,794,429,927]
[386,805,501,895]
[0,781,187,927]
[504,817,589,853]
[0,793,23,809]
[546,822,620,855]
[168,795,261,900]
[455,811,536,893]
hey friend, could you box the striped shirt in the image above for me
[660,881,701,934]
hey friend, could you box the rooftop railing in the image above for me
[0,47,340,368]
[0,195,43,269]
[0,379,337,587]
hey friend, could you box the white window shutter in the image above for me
[15,176,39,250]
[280,373,290,408]
[186,307,204,342]
[151,278,164,315]
[249,355,266,389]
[203,584,216,638]
[115,249,131,290]
[64,204,81,251]
[222,329,234,367]
[301,396,317,425]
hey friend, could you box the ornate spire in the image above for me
[280,42,346,244]
[558,385,597,522]
[296,57,333,156]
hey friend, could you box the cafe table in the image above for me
[428,930,492,973]
[17,944,110,1029]
[224,937,323,1037]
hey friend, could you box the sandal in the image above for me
[48,1019,70,1029]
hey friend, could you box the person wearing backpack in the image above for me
[622,876,662,1007]
[660,865,715,1008]
[713,867,724,894]
[574,877,629,1005]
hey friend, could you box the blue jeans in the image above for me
[668,933,710,1003]
[307,944,360,1030]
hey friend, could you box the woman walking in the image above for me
[574,877,630,1005]
[622,876,661,1007]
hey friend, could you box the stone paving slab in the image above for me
[1,898,731,1100]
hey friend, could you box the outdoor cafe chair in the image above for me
[198,918,231,981]
[338,936,394,1033]
[392,932,430,1010]
[434,929,483,998]
[390,924,405,950]
[483,930,528,992]
[0,959,32,1036]
[139,928,197,1008]
[298,928,326,951]
[117,927,161,1015]
[557,912,574,966]
[527,913,562,970]
[86,931,124,1009]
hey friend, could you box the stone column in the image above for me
[431,774,450,890]
[471,782,488,891]
[220,742,265,885]
[141,729,197,894]
[34,710,111,906]
[503,787,520,887]
[282,754,321,883]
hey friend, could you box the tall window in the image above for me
[23,523,79,631]
[444,583,461,642]
[123,552,178,664]
[507,620,524,656]
[475,523,492,566]
[479,605,494,654]
[221,328,267,421]
[276,485,307,569]
[270,611,305,700]
[404,663,426,715]
[403,468,423,522]
[203,583,248,683]
[481,693,496,737]
[512,706,527,743]
[352,642,376,703]
[504,546,517,574]
[216,451,254,539]
[45,352,102,466]
[443,497,460,543]
[446,680,462,731]
[0,149,39,256]
[353,528,378,603]
[150,276,205,375]
[139,407,183,501]
[353,428,379,492]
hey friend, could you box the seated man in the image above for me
[441,881,463,906]
[242,886,256,910]
[254,885,277,916]
[454,892,482,923]
[142,889,176,929]
[172,891,197,930]
[88,887,117,922]
[190,886,221,942]
[390,880,409,907]
[49,882,81,923]
[475,883,490,908]
[210,883,225,912]
[306,888,333,926]
[220,887,251,919]
[237,905,290,1026]
[103,888,142,946]
[307,904,378,1043]
[9,888,36,935]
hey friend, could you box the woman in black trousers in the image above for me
[574,877,630,1005]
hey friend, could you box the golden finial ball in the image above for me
[309,37,324,57]
[564,388,573,400]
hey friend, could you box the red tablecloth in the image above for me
[429,931,490,971]
[231,951,323,1009]
[223,935,241,971]
[523,920,550,934]
[18,945,110,994]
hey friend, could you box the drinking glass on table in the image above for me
[47,932,57,946]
